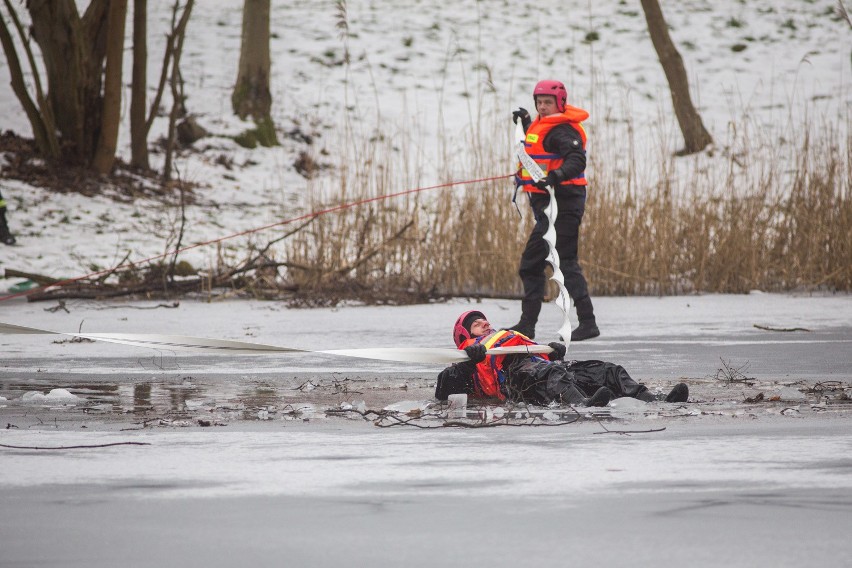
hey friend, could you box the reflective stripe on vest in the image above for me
[460,330,549,399]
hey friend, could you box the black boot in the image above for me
[665,383,689,403]
[571,318,600,342]
[571,296,599,341]
[508,299,541,339]
[584,386,614,407]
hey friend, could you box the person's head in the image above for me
[533,80,568,116]
[452,310,494,347]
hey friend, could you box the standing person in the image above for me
[0,190,15,245]
[510,80,598,341]
[436,310,688,406]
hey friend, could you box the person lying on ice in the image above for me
[436,310,689,407]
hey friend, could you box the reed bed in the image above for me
[277,95,850,303]
[585,113,850,294]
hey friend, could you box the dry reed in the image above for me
[274,90,849,303]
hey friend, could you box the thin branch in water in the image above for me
[0,442,151,450]
[753,324,811,332]
[93,302,180,310]
[44,300,70,313]
[592,425,667,435]
[713,357,756,385]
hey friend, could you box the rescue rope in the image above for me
[514,122,575,343]
[0,173,513,303]
[0,321,554,364]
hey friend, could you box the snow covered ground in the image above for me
[1,0,849,279]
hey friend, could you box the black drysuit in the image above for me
[436,353,650,406]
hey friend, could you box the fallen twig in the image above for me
[753,324,811,332]
[713,358,756,385]
[593,423,667,435]
[744,392,765,403]
[442,417,580,428]
[808,381,846,394]
[94,302,180,310]
[586,405,666,435]
[44,300,70,313]
[0,441,151,450]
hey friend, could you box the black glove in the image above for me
[547,342,567,361]
[512,107,531,129]
[464,343,487,364]
[533,170,564,191]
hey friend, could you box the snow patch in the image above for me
[20,389,80,404]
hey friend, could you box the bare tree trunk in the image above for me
[0,2,58,158]
[233,0,272,119]
[92,0,128,174]
[162,0,194,182]
[640,0,712,155]
[130,0,149,169]
[27,0,110,165]
[232,0,277,146]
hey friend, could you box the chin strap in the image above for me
[514,121,575,345]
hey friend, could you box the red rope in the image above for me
[0,173,513,302]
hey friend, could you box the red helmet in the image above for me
[533,80,568,113]
[453,310,486,348]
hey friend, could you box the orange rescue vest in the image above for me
[516,106,589,193]
[460,330,552,400]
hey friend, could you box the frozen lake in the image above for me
[1,294,851,566]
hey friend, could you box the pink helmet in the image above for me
[533,80,568,112]
[453,310,486,348]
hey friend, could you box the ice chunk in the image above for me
[777,387,805,401]
[384,400,428,413]
[46,388,78,400]
[21,388,80,403]
[608,397,647,410]
[608,396,648,419]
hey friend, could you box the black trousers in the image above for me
[506,357,648,405]
[518,188,593,320]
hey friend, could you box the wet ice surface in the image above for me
[2,418,852,567]
[1,294,851,566]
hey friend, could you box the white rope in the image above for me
[0,321,553,365]
[514,122,575,344]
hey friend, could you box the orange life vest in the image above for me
[460,330,552,400]
[516,105,589,193]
